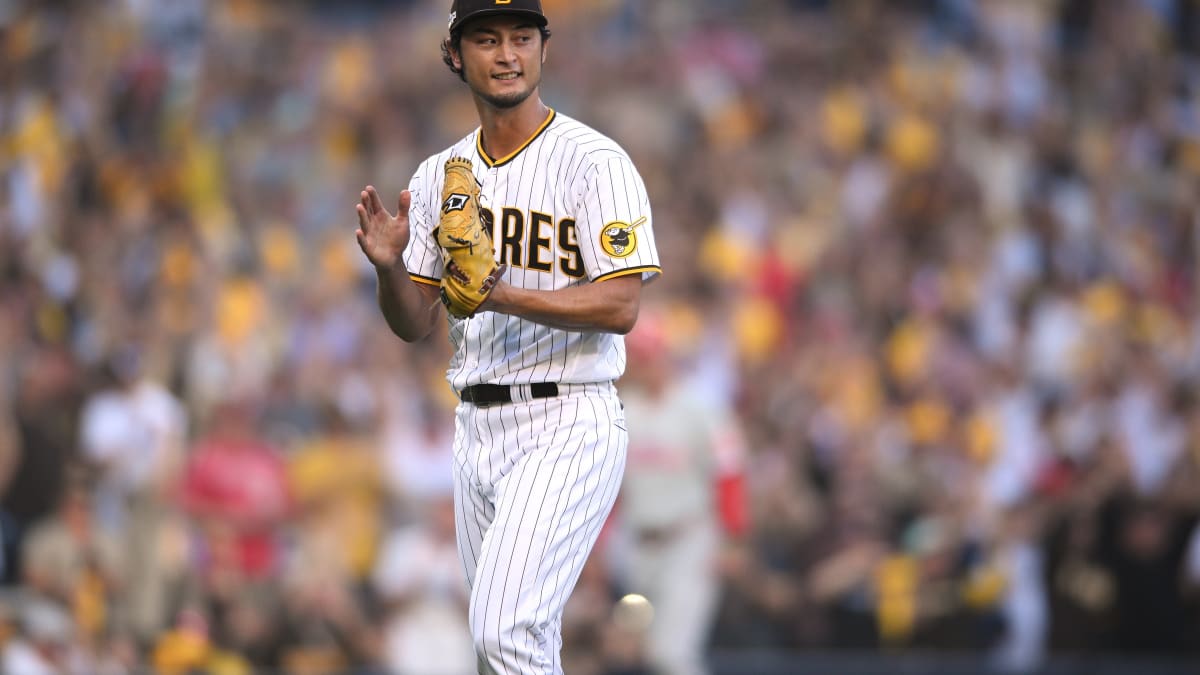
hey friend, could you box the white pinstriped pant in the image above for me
[452,382,627,675]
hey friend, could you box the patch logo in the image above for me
[600,216,646,258]
[442,193,470,213]
[447,10,456,29]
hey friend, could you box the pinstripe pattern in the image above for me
[402,111,661,390]
[453,383,627,674]
[397,108,656,674]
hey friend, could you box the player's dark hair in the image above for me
[441,26,552,82]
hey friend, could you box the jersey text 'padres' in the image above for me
[404,110,661,389]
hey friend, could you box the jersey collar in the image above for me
[476,109,556,168]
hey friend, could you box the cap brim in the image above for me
[451,9,548,33]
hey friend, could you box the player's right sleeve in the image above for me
[402,163,443,288]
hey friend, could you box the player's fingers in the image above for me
[397,190,412,218]
[367,186,386,216]
[361,192,374,220]
[356,203,370,229]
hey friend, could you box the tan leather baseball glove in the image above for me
[436,157,505,318]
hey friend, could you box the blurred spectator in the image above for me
[0,371,20,583]
[1097,495,1196,653]
[379,391,457,518]
[180,401,290,583]
[287,403,384,585]
[78,347,186,529]
[272,569,380,675]
[372,495,472,675]
[173,402,293,669]
[78,346,186,532]
[2,348,80,585]
[20,473,123,650]
[78,346,187,641]
[1,599,88,675]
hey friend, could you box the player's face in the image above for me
[455,16,546,110]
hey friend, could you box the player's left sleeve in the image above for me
[575,155,661,283]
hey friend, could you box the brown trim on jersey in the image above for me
[592,265,661,283]
[409,273,441,287]
[476,109,557,168]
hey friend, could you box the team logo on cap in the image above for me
[447,10,456,28]
[599,216,646,258]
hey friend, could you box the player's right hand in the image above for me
[355,186,411,269]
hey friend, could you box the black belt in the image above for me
[459,382,559,407]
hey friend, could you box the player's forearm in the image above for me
[376,261,440,342]
[486,275,641,334]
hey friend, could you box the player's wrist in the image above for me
[373,253,407,274]
[479,281,511,313]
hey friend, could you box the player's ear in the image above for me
[443,36,463,70]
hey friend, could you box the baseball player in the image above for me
[353,1,660,673]
[618,314,748,675]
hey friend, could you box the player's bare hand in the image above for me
[355,186,411,269]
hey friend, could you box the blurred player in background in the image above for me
[618,313,748,675]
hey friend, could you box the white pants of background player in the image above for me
[452,383,627,675]
[629,518,719,675]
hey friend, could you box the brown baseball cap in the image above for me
[448,0,548,33]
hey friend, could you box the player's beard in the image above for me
[471,72,541,110]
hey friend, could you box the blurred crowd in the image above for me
[1,0,1199,673]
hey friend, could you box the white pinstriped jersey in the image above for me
[403,110,661,390]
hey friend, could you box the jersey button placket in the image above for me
[479,168,494,239]
[481,167,501,268]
